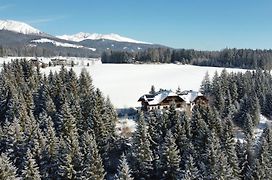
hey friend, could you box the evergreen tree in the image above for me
[160,131,181,180]
[0,153,20,180]
[57,138,76,179]
[149,85,156,95]
[190,106,209,162]
[22,149,41,180]
[221,119,240,177]
[239,138,254,180]
[181,154,200,180]
[3,118,26,175]
[115,154,134,180]
[88,135,106,180]
[254,138,271,179]
[131,112,153,179]
[244,113,254,137]
[39,118,59,179]
[202,131,233,179]
[200,72,211,96]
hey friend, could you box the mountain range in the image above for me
[0,20,165,57]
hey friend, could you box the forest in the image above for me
[1,60,272,179]
[101,48,272,70]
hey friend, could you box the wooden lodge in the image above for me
[138,90,208,111]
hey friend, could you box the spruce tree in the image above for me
[0,153,20,180]
[200,72,211,96]
[149,85,156,95]
[221,119,240,177]
[203,130,233,179]
[88,134,106,180]
[57,138,76,179]
[131,112,153,179]
[39,118,59,179]
[181,154,200,180]
[22,149,41,180]
[244,113,254,137]
[160,131,181,180]
[115,154,134,180]
[254,138,271,179]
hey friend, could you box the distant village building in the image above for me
[50,58,67,66]
[29,58,48,68]
[138,89,208,111]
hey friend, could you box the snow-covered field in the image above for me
[0,57,249,108]
[31,38,96,51]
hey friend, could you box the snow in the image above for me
[253,114,271,142]
[116,118,137,137]
[180,90,203,104]
[38,59,248,108]
[31,38,96,51]
[0,57,248,108]
[57,32,151,44]
[148,91,171,105]
[235,114,271,143]
[0,20,41,35]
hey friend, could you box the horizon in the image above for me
[1,0,272,50]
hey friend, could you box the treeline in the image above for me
[201,69,272,136]
[102,48,272,70]
[0,45,99,58]
[1,60,272,179]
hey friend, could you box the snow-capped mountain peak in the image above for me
[0,20,42,35]
[57,32,151,44]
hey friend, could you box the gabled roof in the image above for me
[179,90,204,104]
[138,90,182,105]
[138,89,206,106]
[148,91,173,105]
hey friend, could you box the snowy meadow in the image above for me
[0,57,248,108]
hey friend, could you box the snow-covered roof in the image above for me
[148,91,174,105]
[138,90,205,106]
[179,90,204,104]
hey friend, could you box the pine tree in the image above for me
[3,118,26,175]
[78,68,95,128]
[254,138,271,179]
[33,83,56,120]
[0,153,20,180]
[59,101,83,178]
[88,135,106,180]
[22,149,41,180]
[211,71,225,114]
[160,131,181,180]
[39,118,59,179]
[203,130,233,179]
[131,112,153,179]
[221,119,240,177]
[239,138,254,180]
[190,106,209,162]
[181,154,200,180]
[244,113,254,137]
[58,138,76,179]
[115,154,134,180]
[149,85,156,95]
[200,72,211,95]
[167,101,179,129]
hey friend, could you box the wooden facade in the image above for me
[138,90,208,112]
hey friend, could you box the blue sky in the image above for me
[1,0,272,50]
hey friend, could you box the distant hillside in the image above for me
[0,20,167,57]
